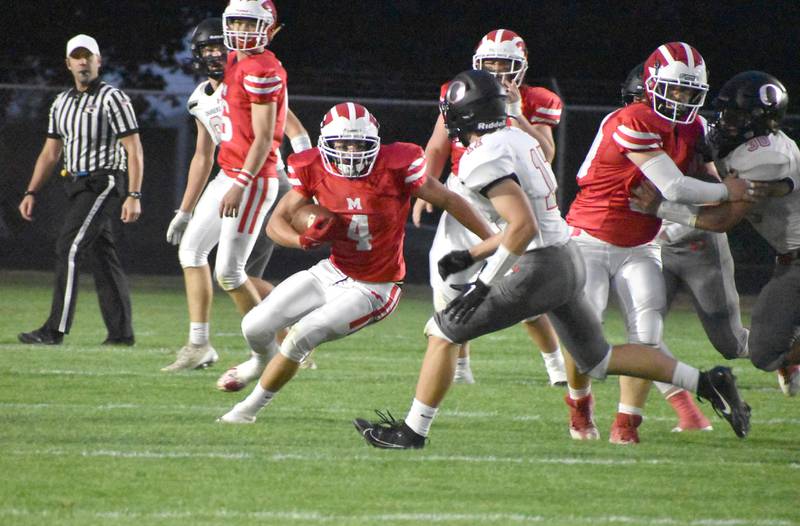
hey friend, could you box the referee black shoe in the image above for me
[353,410,426,450]
[102,336,135,346]
[18,328,63,345]
[697,366,751,439]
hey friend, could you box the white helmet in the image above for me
[643,42,709,124]
[223,0,276,51]
[472,29,528,87]
[318,102,381,178]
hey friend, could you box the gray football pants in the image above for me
[661,232,749,360]
[434,241,611,374]
[749,260,800,371]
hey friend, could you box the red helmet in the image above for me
[472,29,528,87]
[643,42,709,124]
[318,103,381,178]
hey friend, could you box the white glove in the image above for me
[166,210,192,245]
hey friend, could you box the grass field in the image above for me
[0,270,797,526]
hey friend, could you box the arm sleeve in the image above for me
[46,97,60,138]
[106,90,139,137]
[640,153,728,204]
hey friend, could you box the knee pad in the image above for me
[241,311,277,356]
[178,248,207,269]
[279,326,315,363]
[628,310,662,347]
[215,265,247,291]
[587,346,612,380]
[423,316,454,342]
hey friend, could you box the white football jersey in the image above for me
[187,80,225,146]
[721,131,800,253]
[457,127,570,250]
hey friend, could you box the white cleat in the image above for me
[777,365,800,397]
[217,404,257,424]
[216,355,267,392]
[453,365,475,384]
[161,344,219,372]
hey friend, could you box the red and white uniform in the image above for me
[240,143,427,363]
[567,102,705,246]
[217,50,287,180]
[440,82,562,176]
[565,102,704,350]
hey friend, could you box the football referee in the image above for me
[17,34,144,346]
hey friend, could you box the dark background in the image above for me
[1,1,798,290]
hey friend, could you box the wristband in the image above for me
[233,168,254,188]
[24,190,36,196]
[127,191,142,199]
[506,100,522,118]
[655,201,699,228]
[477,244,519,285]
[290,134,312,153]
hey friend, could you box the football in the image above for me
[291,203,337,233]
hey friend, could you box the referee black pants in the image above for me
[43,173,133,339]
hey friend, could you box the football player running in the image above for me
[630,71,800,396]
[563,43,757,444]
[414,29,567,386]
[353,70,751,449]
[162,16,315,373]
[217,102,494,424]
[160,2,290,371]
[618,64,750,364]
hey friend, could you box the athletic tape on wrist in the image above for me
[656,201,699,228]
[290,135,312,153]
[477,244,519,285]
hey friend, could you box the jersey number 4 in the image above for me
[347,214,372,251]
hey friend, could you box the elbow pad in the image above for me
[640,154,728,204]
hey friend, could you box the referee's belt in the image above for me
[60,169,116,180]
[776,250,800,266]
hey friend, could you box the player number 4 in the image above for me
[347,214,372,251]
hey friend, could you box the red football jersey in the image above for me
[438,82,562,176]
[566,102,706,246]
[217,50,287,179]
[287,142,427,282]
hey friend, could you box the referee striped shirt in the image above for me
[46,78,139,174]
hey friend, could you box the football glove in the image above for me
[299,214,343,250]
[437,250,475,280]
[166,210,192,245]
[445,280,490,324]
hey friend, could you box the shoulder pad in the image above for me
[287,148,321,169]
[381,142,425,169]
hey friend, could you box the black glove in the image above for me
[445,280,490,324]
[438,250,475,281]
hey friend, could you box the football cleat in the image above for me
[609,412,643,445]
[161,343,218,372]
[698,366,751,438]
[668,390,713,432]
[217,403,257,424]
[353,410,426,450]
[564,394,600,440]
[453,364,475,384]
[777,365,800,397]
[216,354,267,392]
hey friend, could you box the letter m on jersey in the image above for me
[346,197,363,210]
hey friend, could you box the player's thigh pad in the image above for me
[572,234,613,317]
[280,260,402,362]
[215,177,278,290]
[178,174,227,268]
[548,291,612,377]
[612,244,665,345]
[749,264,800,371]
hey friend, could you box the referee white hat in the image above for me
[66,34,100,57]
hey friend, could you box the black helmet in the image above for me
[191,18,226,81]
[620,63,644,106]
[710,71,788,155]
[441,69,507,147]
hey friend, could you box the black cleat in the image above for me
[18,328,63,345]
[353,410,426,450]
[102,336,135,346]
[698,366,751,438]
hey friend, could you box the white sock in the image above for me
[240,383,275,414]
[456,357,470,369]
[568,385,591,400]
[542,348,564,366]
[189,322,209,346]
[618,403,643,416]
[404,398,438,437]
[671,362,700,393]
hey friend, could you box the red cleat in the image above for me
[609,412,642,445]
[668,390,713,432]
[565,394,600,440]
